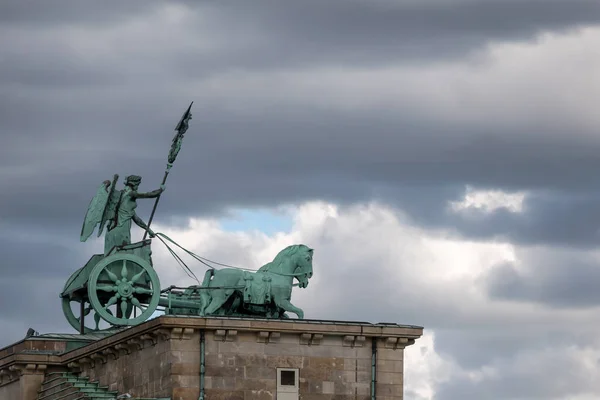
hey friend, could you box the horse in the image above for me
[198,244,314,319]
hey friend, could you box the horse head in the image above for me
[260,244,314,288]
[293,245,313,288]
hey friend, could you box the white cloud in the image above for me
[144,200,600,398]
[404,331,454,400]
[449,185,527,214]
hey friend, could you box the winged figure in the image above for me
[80,175,120,242]
[81,174,165,255]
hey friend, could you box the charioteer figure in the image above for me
[81,174,165,256]
[105,175,165,255]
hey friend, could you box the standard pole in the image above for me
[142,101,193,240]
[142,169,169,240]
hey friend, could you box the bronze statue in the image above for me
[81,175,164,255]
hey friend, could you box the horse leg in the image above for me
[274,298,304,319]
[199,292,211,316]
[203,291,230,316]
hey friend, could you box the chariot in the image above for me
[60,238,314,333]
[61,240,161,333]
[61,103,314,334]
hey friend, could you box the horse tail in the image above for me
[199,269,215,316]
[202,268,215,287]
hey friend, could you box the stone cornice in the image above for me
[58,316,421,363]
[0,316,423,377]
[0,363,48,387]
[149,316,423,338]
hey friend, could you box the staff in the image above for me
[143,101,194,240]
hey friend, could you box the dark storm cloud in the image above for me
[0,233,76,278]
[393,188,600,249]
[432,328,584,370]
[3,105,600,249]
[1,0,599,235]
[434,345,599,400]
[0,0,164,26]
[1,3,600,398]
[163,0,600,69]
[0,227,93,345]
[484,252,600,309]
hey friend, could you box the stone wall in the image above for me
[200,330,375,400]
[0,378,20,400]
[77,330,173,398]
[0,316,422,400]
[0,365,48,400]
[151,321,410,400]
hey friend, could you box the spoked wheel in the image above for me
[61,297,122,333]
[61,269,116,333]
[88,253,160,326]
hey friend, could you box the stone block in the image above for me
[204,353,227,367]
[308,357,345,370]
[206,365,245,379]
[308,381,324,393]
[173,374,201,388]
[300,379,309,392]
[376,383,404,397]
[377,359,404,373]
[170,337,199,352]
[171,362,200,375]
[322,381,335,394]
[219,340,266,355]
[356,382,371,395]
[301,343,358,358]
[244,389,276,400]
[208,376,236,390]
[234,378,275,391]
[264,343,302,356]
[356,358,372,372]
[204,389,244,400]
[233,353,267,368]
[356,371,371,384]
[265,355,304,369]
[244,366,275,380]
[376,371,403,385]
[343,358,356,371]
[301,366,333,381]
[172,386,200,400]
[334,381,356,395]
[330,370,356,384]
[377,347,404,361]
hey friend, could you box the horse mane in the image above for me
[258,244,308,272]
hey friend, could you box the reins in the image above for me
[154,232,309,280]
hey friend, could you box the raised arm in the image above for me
[131,185,165,199]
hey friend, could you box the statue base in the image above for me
[0,316,423,400]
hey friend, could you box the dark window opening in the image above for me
[280,370,296,386]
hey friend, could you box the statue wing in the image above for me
[80,182,111,242]
[98,175,121,237]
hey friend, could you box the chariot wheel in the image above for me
[61,296,120,333]
[61,269,116,333]
[88,253,160,326]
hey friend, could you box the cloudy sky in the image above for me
[2,0,600,398]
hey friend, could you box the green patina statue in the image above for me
[61,102,315,334]
[198,244,314,319]
[81,174,165,255]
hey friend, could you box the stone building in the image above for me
[0,316,423,400]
